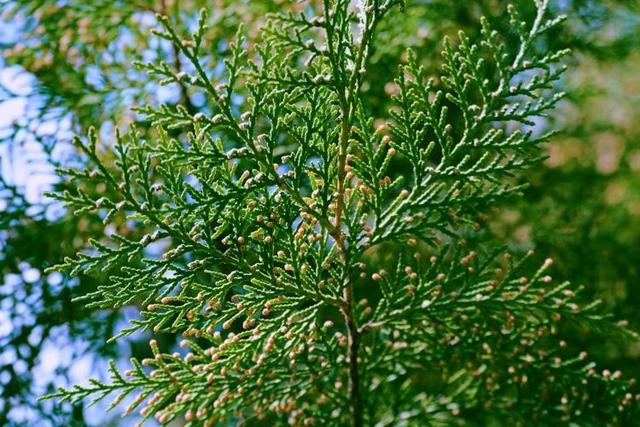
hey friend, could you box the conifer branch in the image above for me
[41,1,640,425]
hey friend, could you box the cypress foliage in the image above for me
[42,1,639,425]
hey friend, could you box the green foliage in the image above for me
[1,2,294,424]
[3,0,637,425]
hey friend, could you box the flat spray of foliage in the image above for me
[43,0,639,425]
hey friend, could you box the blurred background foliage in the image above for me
[0,0,638,425]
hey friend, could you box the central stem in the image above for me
[336,99,362,427]
[325,4,382,426]
[343,288,363,427]
[335,85,361,427]
[334,114,350,258]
